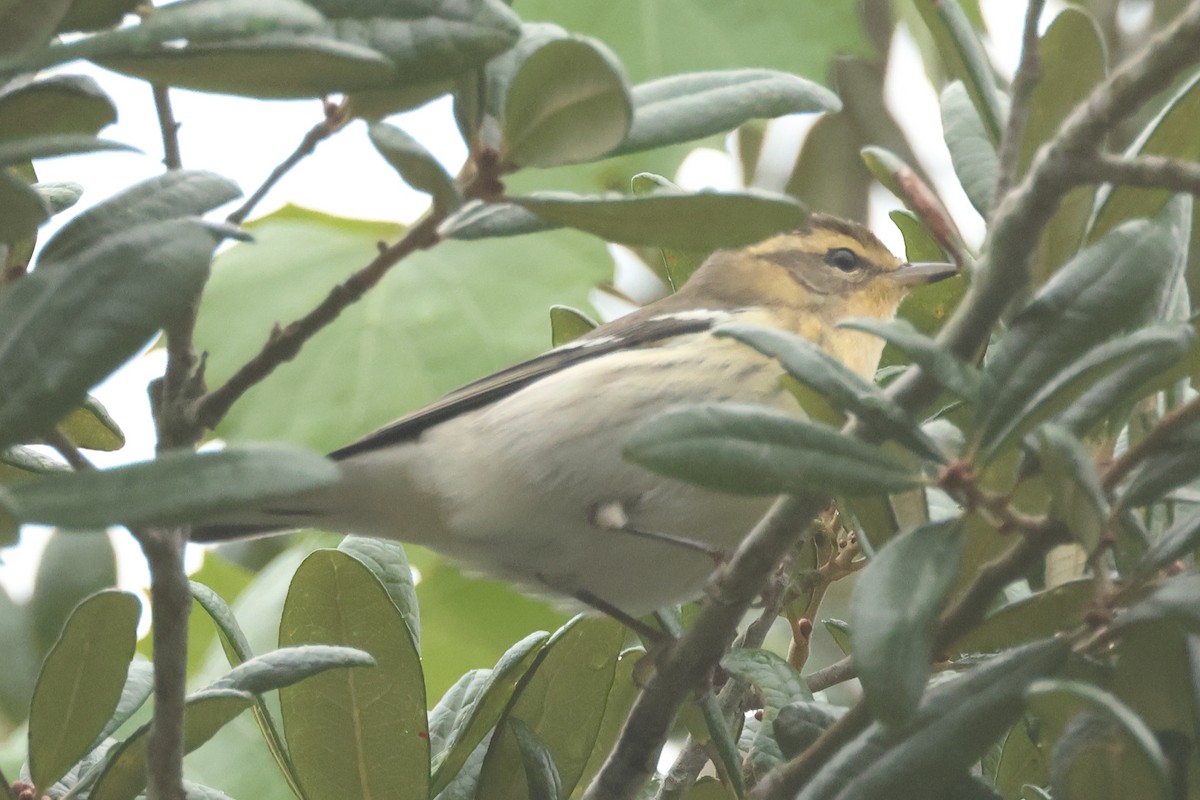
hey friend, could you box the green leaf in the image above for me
[823,618,853,655]
[513,189,807,249]
[367,122,460,212]
[39,169,240,266]
[549,305,597,346]
[851,519,964,728]
[429,632,549,796]
[509,718,563,800]
[798,639,1069,800]
[889,209,947,263]
[57,0,140,33]
[1111,574,1200,633]
[1035,426,1108,552]
[715,322,943,462]
[279,549,428,800]
[629,171,706,290]
[773,701,844,760]
[941,81,997,216]
[0,168,49,245]
[1027,679,1169,800]
[477,616,625,800]
[338,535,420,648]
[839,317,980,401]
[0,0,70,59]
[1019,8,1105,285]
[1120,418,1200,507]
[27,590,139,789]
[60,395,125,452]
[975,209,1187,461]
[0,218,220,450]
[90,658,154,749]
[91,688,256,800]
[29,530,117,654]
[953,579,1091,656]
[722,648,812,711]
[0,74,116,142]
[0,134,131,168]
[5,444,340,528]
[570,647,642,798]
[1138,507,1200,575]
[208,644,374,694]
[613,69,839,156]
[624,402,926,497]
[439,199,556,240]
[503,35,631,167]
[912,0,1005,144]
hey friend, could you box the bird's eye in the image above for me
[824,247,860,272]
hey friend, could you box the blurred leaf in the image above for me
[624,402,926,497]
[279,549,427,800]
[0,74,116,141]
[774,701,844,760]
[60,395,125,452]
[628,171,705,290]
[478,616,625,800]
[784,112,869,222]
[1036,426,1107,552]
[715,322,942,461]
[1112,574,1200,632]
[39,169,240,266]
[0,0,70,59]
[953,579,1091,656]
[941,81,996,215]
[549,305,597,346]
[504,35,631,167]
[1121,418,1200,508]
[1138,507,1200,575]
[1090,72,1200,242]
[1019,9,1105,284]
[209,644,374,694]
[337,535,421,648]
[838,317,979,402]
[196,206,610,453]
[613,69,839,157]
[5,444,340,528]
[994,718,1049,799]
[30,530,117,654]
[975,208,1187,461]
[509,718,562,800]
[367,122,460,212]
[823,619,852,655]
[0,218,220,450]
[569,647,642,800]
[851,519,964,728]
[429,632,548,796]
[27,590,139,789]
[0,167,49,245]
[889,209,947,263]
[0,134,130,168]
[57,0,140,33]
[0,586,37,725]
[91,688,256,800]
[90,659,154,749]
[798,639,1069,800]
[513,189,806,249]
[722,648,812,711]
[439,200,556,240]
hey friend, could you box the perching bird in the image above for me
[194,215,956,617]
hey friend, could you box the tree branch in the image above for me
[1080,151,1200,194]
[192,210,443,430]
[994,0,1048,202]
[1104,390,1200,492]
[151,85,182,171]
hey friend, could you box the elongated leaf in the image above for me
[549,305,597,346]
[503,35,631,167]
[0,0,70,59]
[1138,507,1200,575]
[60,395,125,451]
[513,189,806,249]
[1036,426,1108,553]
[839,317,980,401]
[624,402,925,497]
[613,69,840,156]
[91,688,255,800]
[279,549,428,800]
[509,718,563,800]
[889,209,946,263]
[438,199,556,240]
[90,659,154,750]
[367,122,460,212]
[851,519,964,727]
[0,134,131,168]
[799,639,1069,800]
[912,0,1004,144]
[975,210,1186,460]
[714,322,943,461]
[208,645,374,694]
[941,81,996,215]
[477,616,625,800]
[338,535,420,647]
[953,579,1091,656]
[0,218,220,450]
[0,74,116,142]
[40,169,240,266]
[722,648,812,710]
[30,530,117,654]
[774,701,844,760]
[5,444,339,528]
[1120,418,1200,507]
[27,590,139,789]
[1111,575,1200,632]
[0,168,49,244]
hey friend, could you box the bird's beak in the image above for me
[890,261,959,287]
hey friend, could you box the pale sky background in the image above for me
[0,3,1034,601]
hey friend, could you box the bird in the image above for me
[193,215,956,619]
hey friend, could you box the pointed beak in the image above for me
[890,261,959,287]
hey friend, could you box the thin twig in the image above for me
[43,428,96,471]
[994,0,1048,203]
[1104,391,1200,491]
[1081,151,1200,195]
[193,211,443,430]
[151,85,182,171]
[805,656,856,694]
[226,100,349,226]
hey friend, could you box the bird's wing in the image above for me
[329,309,726,459]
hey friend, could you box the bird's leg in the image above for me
[589,499,727,564]
[570,587,670,646]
